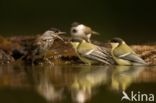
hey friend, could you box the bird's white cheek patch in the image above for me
[111,43,119,49]
[75,25,86,36]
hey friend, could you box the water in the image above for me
[0,64,156,103]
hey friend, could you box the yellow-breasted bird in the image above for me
[110,37,147,65]
[70,22,99,43]
[70,39,115,65]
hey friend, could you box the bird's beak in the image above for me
[55,35,64,41]
[58,31,66,35]
[92,31,100,35]
[55,31,66,41]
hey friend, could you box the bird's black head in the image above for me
[71,22,80,27]
[110,37,124,44]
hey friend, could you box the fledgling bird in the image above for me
[32,28,66,63]
[110,37,147,65]
[70,22,99,43]
[70,39,115,65]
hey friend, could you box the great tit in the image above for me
[110,37,147,65]
[70,39,115,65]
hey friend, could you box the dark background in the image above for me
[0,0,156,44]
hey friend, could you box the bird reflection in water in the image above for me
[34,65,64,102]
[32,65,148,103]
[33,65,113,103]
[0,64,155,103]
[111,66,146,91]
[71,66,112,103]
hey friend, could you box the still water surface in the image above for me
[0,64,156,103]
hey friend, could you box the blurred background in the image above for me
[0,0,156,44]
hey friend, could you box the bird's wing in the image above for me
[78,44,114,64]
[117,52,146,64]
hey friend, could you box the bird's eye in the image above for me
[72,29,77,33]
